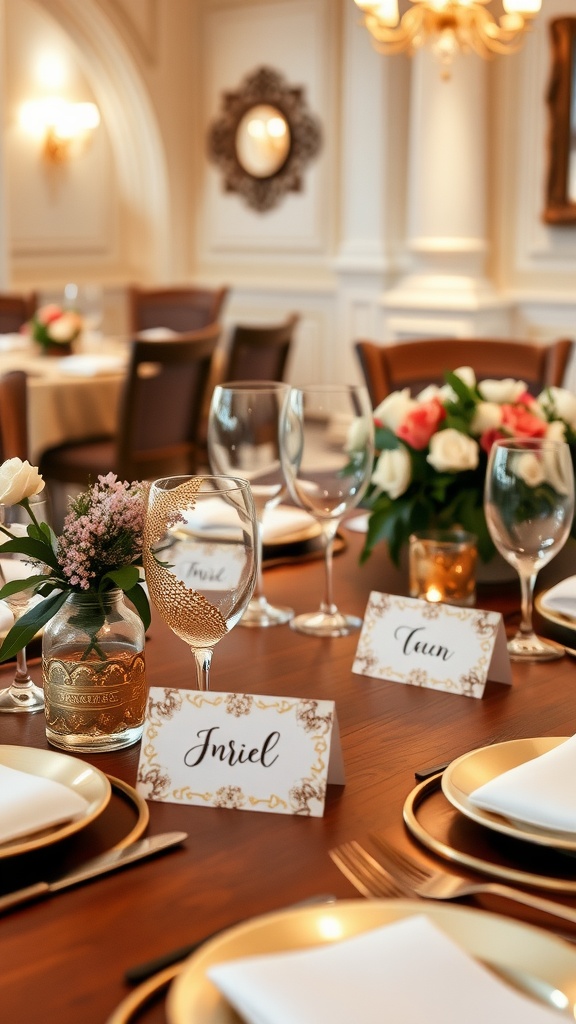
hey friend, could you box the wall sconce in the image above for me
[19,97,100,163]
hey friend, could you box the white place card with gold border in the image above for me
[352,592,511,698]
[136,688,345,817]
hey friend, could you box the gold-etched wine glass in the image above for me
[0,495,49,713]
[143,475,258,691]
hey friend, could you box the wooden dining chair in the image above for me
[0,371,29,461]
[128,284,229,334]
[38,324,221,488]
[0,292,37,334]
[221,313,299,382]
[355,337,574,406]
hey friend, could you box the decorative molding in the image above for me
[108,0,158,65]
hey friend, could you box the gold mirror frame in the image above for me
[544,16,576,225]
[208,66,322,213]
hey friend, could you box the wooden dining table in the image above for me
[1,526,576,1023]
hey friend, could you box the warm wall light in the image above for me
[353,0,542,75]
[19,97,100,163]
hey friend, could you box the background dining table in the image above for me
[1,525,576,1023]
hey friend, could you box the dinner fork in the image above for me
[329,838,576,927]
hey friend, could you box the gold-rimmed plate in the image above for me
[0,745,111,857]
[441,737,576,850]
[163,900,576,1023]
[535,590,576,630]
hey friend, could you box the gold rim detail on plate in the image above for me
[164,899,576,1023]
[403,772,576,892]
[105,963,181,1024]
[535,590,576,629]
[441,737,576,850]
[0,744,111,858]
[107,775,149,850]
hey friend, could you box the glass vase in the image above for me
[43,589,147,752]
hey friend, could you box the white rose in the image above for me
[371,447,412,499]
[427,429,479,473]
[0,458,44,505]
[546,420,567,442]
[470,401,502,435]
[437,366,476,403]
[416,384,443,403]
[346,416,370,452]
[515,452,546,488]
[478,378,527,403]
[539,387,576,431]
[48,311,81,343]
[373,389,416,433]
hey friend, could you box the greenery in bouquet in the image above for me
[0,460,150,662]
[360,367,576,566]
[29,303,83,349]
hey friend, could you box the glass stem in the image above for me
[518,571,537,637]
[14,645,31,686]
[192,647,213,691]
[253,517,265,604]
[320,521,339,616]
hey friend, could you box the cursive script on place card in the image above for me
[352,592,511,698]
[136,689,345,817]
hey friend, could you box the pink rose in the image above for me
[500,403,547,439]
[397,399,446,450]
[37,304,63,325]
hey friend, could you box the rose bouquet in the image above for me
[29,303,83,351]
[0,460,150,662]
[360,367,576,565]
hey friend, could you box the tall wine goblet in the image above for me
[208,381,293,627]
[143,475,258,690]
[484,437,575,661]
[0,495,49,713]
[280,384,375,637]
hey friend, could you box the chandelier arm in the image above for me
[364,6,427,55]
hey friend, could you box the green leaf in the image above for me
[0,536,60,571]
[0,591,68,662]
[102,565,141,592]
[0,574,49,600]
[125,582,151,631]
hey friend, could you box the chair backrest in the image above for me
[128,285,229,334]
[0,371,28,461]
[0,292,37,334]
[355,337,574,406]
[223,313,299,382]
[115,323,221,480]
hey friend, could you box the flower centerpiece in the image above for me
[361,367,576,566]
[29,303,83,354]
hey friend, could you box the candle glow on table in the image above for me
[409,529,477,607]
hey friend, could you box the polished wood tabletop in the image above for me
[1,528,576,1023]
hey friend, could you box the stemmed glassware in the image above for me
[280,383,375,637]
[484,437,575,661]
[208,381,293,627]
[0,496,49,713]
[143,475,258,690]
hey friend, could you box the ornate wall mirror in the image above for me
[208,66,322,213]
[544,16,576,225]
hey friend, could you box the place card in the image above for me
[136,688,345,817]
[352,592,511,699]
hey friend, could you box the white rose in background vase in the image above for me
[539,387,576,431]
[427,429,479,473]
[471,401,502,435]
[0,459,44,506]
[478,378,528,404]
[371,447,411,499]
[515,452,546,488]
[374,389,416,433]
[546,420,567,442]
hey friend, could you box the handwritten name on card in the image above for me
[136,689,345,817]
[170,541,245,590]
[353,592,511,699]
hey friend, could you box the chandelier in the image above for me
[353,0,542,72]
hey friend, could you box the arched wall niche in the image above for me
[8,0,171,283]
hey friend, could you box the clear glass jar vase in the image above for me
[43,589,147,752]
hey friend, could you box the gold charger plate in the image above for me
[162,900,576,1023]
[441,737,576,851]
[0,744,111,858]
[535,590,576,630]
[403,773,576,891]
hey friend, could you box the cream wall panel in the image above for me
[198,0,335,266]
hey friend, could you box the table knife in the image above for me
[0,830,188,914]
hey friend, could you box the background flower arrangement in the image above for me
[29,303,83,351]
[361,367,576,566]
[0,461,150,662]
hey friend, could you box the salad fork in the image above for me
[329,837,576,927]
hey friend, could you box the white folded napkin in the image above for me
[136,327,179,340]
[57,354,126,377]
[262,506,318,544]
[207,914,561,1024]
[342,512,369,533]
[540,576,576,620]
[0,763,90,845]
[178,504,316,545]
[469,735,576,832]
[0,333,30,352]
[0,601,14,635]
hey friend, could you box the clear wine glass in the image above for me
[143,475,258,691]
[484,437,575,661]
[208,381,293,628]
[280,384,375,637]
[0,495,49,713]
